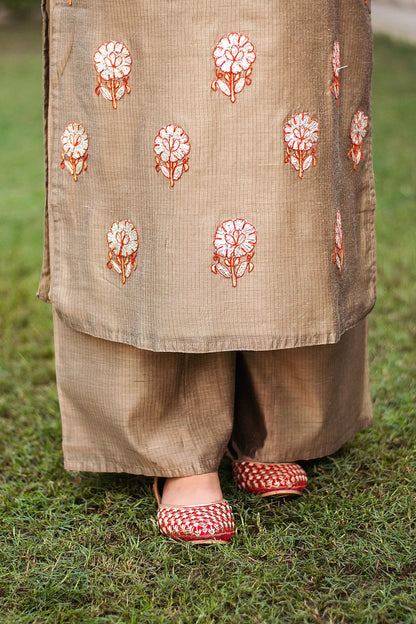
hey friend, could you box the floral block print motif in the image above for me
[211,33,256,103]
[348,111,368,170]
[333,210,344,275]
[211,219,257,288]
[284,113,319,178]
[60,122,88,182]
[330,41,341,105]
[106,220,139,284]
[94,41,132,110]
[154,125,190,188]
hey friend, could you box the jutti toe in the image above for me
[233,461,307,497]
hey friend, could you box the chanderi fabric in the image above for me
[39,0,376,353]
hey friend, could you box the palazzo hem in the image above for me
[62,416,373,478]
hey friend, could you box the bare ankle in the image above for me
[161,472,222,506]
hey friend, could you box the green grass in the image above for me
[0,24,415,623]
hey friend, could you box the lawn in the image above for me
[0,23,415,624]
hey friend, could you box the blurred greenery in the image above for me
[1,0,40,17]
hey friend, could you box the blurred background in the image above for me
[0,2,415,622]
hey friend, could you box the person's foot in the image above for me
[161,472,223,506]
[154,474,235,543]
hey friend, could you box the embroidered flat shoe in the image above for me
[233,461,307,497]
[153,478,235,544]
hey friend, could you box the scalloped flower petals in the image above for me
[213,33,256,73]
[284,113,319,151]
[214,218,257,259]
[94,41,132,81]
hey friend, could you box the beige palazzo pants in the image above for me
[53,309,372,477]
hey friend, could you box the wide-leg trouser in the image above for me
[53,309,373,477]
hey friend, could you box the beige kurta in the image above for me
[39,0,376,353]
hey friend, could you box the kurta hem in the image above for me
[52,299,375,353]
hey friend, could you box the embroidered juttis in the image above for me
[39,0,376,353]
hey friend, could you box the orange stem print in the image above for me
[229,72,235,103]
[333,210,344,275]
[331,76,341,105]
[348,145,361,171]
[111,79,117,110]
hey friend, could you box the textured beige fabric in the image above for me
[53,309,372,477]
[39,0,376,353]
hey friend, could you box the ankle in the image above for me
[161,472,223,506]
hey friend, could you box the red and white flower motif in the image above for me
[106,220,139,284]
[211,218,257,288]
[330,41,341,105]
[94,41,132,109]
[348,110,368,170]
[154,125,190,187]
[211,33,256,103]
[284,113,319,178]
[333,210,344,275]
[60,122,89,182]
